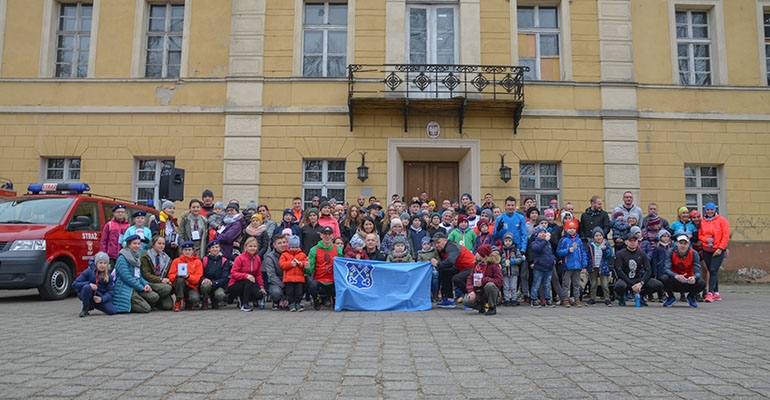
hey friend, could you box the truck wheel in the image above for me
[39,261,72,300]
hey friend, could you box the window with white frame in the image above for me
[302,2,347,77]
[55,3,92,78]
[44,158,81,182]
[518,5,560,81]
[676,10,712,85]
[302,160,346,209]
[135,159,175,207]
[519,162,560,210]
[685,165,721,213]
[762,10,770,85]
[145,3,184,78]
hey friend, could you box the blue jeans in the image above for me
[431,268,439,299]
[530,268,553,301]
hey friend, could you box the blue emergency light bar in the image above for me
[28,183,91,194]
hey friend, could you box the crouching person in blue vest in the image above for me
[73,251,116,317]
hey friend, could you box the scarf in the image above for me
[119,248,141,268]
[223,213,242,225]
[245,224,266,237]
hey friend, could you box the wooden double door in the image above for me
[403,162,458,203]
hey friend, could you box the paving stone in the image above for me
[0,284,769,399]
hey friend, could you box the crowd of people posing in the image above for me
[74,189,730,317]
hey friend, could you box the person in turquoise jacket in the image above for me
[122,211,153,255]
[113,235,159,313]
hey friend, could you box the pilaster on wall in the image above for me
[224,0,265,203]
[598,0,638,208]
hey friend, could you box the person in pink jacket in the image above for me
[100,204,130,267]
[698,203,730,302]
[228,237,267,312]
[317,201,341,238]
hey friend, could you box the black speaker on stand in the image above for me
[159,168,185,202]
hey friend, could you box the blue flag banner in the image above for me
[333,258,433,312]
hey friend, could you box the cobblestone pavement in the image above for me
[1,284,769,400]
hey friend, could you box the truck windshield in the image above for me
[0,197,75,225]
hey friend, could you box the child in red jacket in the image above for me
[168,241,204,311]
[280,235,310,312]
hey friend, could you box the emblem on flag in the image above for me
[346,261,374,289]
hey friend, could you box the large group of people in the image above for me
[75,189,730,317]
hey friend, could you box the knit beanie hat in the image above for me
[288,235,300,249]
[544,209,555,218]
[630,226,642,236]
[94,251,109,265]
[591,226,604,237]
[390,218,403,227]
[350,236,364,249]
[393,236,406,246]
[481,209,493,219]
[161,200,175,210]
[476,244,492,258]
[421,236,431,245]
[214,201,224,209]
[612,210,624,219]
[657,230,671,240]
[677,206,690,216]
[564,219,578,230]
[647,215,661,227]
[457,214,468,224]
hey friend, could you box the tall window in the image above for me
[765,12,770,85]
[676,10,711,85]
[519,162,560,210]
[685,165,721,213]
[44,158,81,182]
[145,3,184,78]
[135,159,175,207]
[302,2,347,77]
[518,6,560,80]
[303,160,346,209]
[55,3,92,78]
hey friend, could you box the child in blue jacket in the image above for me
[557,219,588,307]
[73,251,116,317]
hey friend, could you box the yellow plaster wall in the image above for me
[258,110,606,211]
[93,0,136,78]
[480,0,512,66]
[637,87,770,115]
[1,0,44,77]
[263,0,295,77]
[262,81,348,107]
[354,0,386,66]
[186,0,231,78]
[724,2,763,86]
[638,118,770,241]
[570,0,601,82]
[631,0,672,85]
[0,82,226,107]
[0,113,225,202]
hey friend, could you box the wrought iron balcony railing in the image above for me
[347,64,529,133]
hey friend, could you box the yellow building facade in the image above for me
[1,0,769,269]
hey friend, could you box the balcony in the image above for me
[347,64,529,134]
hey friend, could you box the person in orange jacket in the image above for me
[279,235,310,312]
[698,203,730,302]
[168,241,204,311]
